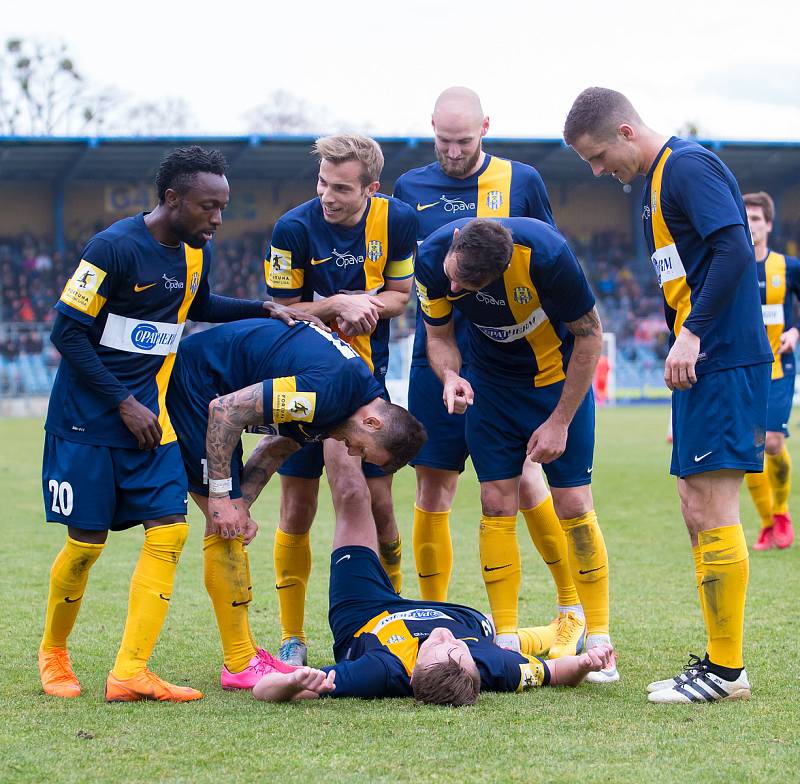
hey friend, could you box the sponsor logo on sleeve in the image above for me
[60,261,107,313]
[273,391,317,423]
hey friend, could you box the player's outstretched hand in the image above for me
[527,416,568,463]
[442,371,474,414]
[207,495,251,539]
[548,643,614,687]
[253,666,336,702]
[119,395,162,450]
[263,301,329,332]
[664,327,699,390]
[779,326,800,355]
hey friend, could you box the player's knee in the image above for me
[330,475,370,514]
[765,432,784,456]
[416,468,458,511]
[480,486,516,517]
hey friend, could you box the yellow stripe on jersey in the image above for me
[267,247,304,291]
[385,255,414,280]
[416,280,453,321]
[337,196,392,372]
[355,611,419,675]
[477,157,512,218]
[156,245,204,445]
[650,147,692,336]
[59,261,108,317]
[364,196,389,273]
[503,244,565,387]
[764,251,787,379]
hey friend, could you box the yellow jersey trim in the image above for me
[764,251,787,379]
[477,157,512,218]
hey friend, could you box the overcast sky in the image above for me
[6,0,800,140]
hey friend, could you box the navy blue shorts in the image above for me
[41,434,188,530]
[465,374,595,486]
[766,371,794,437]
[167,376,245,498]
[278,377,391,480]
[670,363,770,478]
[407,364,469,473]
[328,546,401,661]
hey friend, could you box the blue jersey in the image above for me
[326,600,545,699]
[170,320,383,444]
[45,213,211,449]
[414,217,595,387]
[265,195,417,378]
[392,154,555,367]
[642,137,772,375]
[757,250,800,380]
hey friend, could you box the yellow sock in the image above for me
[274,529,311,644]
[692,544,703,605]
[521,496,580,607]
[745,470,773,528]
[112,523,188,680]
[479,515,521,634]
[767,446,792,515]
[204,533,258,672]
[379,536,403,594]
[698,524,749,669]
[560,510,609,637]
[412,506,453,601]
[518,625,556,657]
[41,536,104,652]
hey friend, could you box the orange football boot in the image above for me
[39,648,81,698]
[105,668,203,702]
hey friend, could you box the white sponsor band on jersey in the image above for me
[100,313,184,356]
[474,307,548,343]
[651,243,687,287]
[367,608,454,635]
[761,304,784,326]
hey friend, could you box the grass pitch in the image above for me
[1,407,799,783]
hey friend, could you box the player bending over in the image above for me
[252,499,613,706]
[166,318,426,689]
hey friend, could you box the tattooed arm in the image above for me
[206,382,265,539]
[239,435,300,508]
[527,306,603,463]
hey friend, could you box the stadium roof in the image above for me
[2,135,800,188]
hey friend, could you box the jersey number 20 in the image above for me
[48,480,74,516]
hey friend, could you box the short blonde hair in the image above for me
[312,134,384,185]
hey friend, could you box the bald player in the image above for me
[393,87,590,662]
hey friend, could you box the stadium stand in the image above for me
[2,136,799,403]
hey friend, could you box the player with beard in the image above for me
[393,87,591,664]
[38,146,308,703]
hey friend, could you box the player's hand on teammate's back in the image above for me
[335,293,385,336]
[778,326,800,355]
[527,416,568,463]
[119,395,162,449]
[442,371,474,415]
[263,301,330,332]
[664,327,700,390]
[207,495,250,539]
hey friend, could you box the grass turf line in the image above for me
[1,407,798,783]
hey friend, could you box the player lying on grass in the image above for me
[252,496,614,706]
[165,318,426,688]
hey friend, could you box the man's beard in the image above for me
[436,144,482,178]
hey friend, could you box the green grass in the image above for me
[1,407,799,783]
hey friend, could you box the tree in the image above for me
[0,38,119,135]
[120,98,197,136]
[244,89,324,135]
